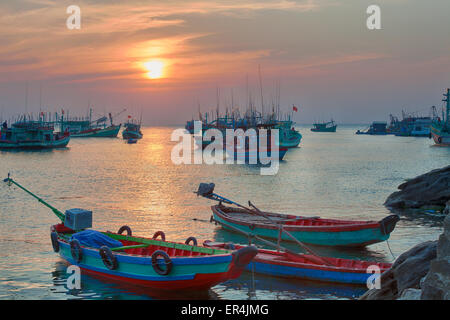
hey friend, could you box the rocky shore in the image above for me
[384,165,450,213]
[361,166,450,300]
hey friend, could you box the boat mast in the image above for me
[444,88,450,124]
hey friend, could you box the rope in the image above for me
[386,239,396,261]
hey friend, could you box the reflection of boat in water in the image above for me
[204,241,391,285]
[430,89,450,146]
[311,120,337,132]
[0,118,70,150]
[355,121,387,135]
[127,138,138,144]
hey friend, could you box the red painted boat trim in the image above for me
[212,205,381,233]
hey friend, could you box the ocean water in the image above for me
[0,124,448,300]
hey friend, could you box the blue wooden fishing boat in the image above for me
[3,176,257,291]
[204,241,391,285]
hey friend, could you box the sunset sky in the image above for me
[1,0,449,125]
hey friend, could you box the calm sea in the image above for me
[0,125,448,300]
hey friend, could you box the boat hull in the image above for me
[122,131,143,139]
[71,125,121,138]
[55,232,256,291]
[0,135,70,150]
[431,129,450,146]
[205,242,391,285]
[211,205,399,247]
[311,126,337,132]
[279,131,302,148]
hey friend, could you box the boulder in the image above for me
[384,165,450,209]
[359,241,437,300]
[421,215,450,300]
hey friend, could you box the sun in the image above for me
[143,60,165,79]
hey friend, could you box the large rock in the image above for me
[421,215,450,300]
[361,215,450,300]
[359,241,437,300]
[384,165,450,209]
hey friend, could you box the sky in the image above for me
[0,0,449,125]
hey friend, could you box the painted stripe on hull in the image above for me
[71,125,121,138]
[58,241,235,290]
[0,136,70,149]
[213,214,388,247]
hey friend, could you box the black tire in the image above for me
[152,231,166,241]
[99,246,118,270]
[185,237,197,246]
[70,239,83,263]
[51,232,60,253]
[151,250,173,276]
[118,225,132,236]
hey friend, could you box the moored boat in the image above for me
[355,121,387,135]
[204,241,391,285]
[0,120,70,150]
[196,183,399,247]
[3,176,257,291]
[122,117,143,140]
[311,120,337,132]
[430,88,450,146]
[211,204,399,247]
[62,109,122,138]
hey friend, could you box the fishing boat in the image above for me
[276,120,302,148]
[196,183,399,247]
[355,122,387,135]
[204,241,391,285]
[430,88,450,146]
[62,109,123,138]
[311,120,337,132]
[122,116,143,140]
[3,176,257,291]
[0,120,70,150]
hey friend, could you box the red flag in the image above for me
[293,105,298,112]
[128,115,132,119]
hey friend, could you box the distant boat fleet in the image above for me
[185,106,302,162]
[355,88,450,146]
[0,108,143,150]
